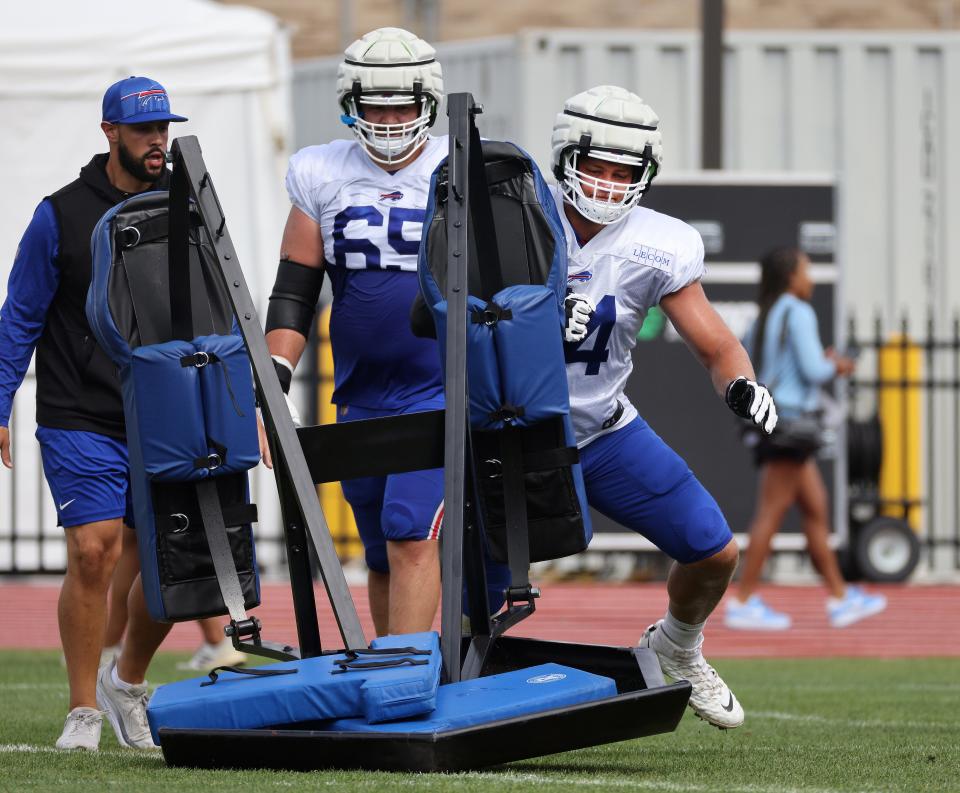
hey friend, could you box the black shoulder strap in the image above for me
[467,126,504,300]
[499,428,531,591]
[169,160,193,341]
[196,479,248,624]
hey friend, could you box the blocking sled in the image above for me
[92,97,689,772]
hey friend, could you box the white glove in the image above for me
[564,293,595,343]
[725,376,778,435]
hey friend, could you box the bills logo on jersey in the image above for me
[568,270,593,284]
[379,190,404,203]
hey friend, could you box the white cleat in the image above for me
[640,619,744,729]
[176,639,247,672]
[96,659,158,749]
[828,586,888,628]
[55,707,102,751]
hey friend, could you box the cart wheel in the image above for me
[853,517,920,582]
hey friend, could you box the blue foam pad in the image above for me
[325,663,617,734]
[131,340,207,481]
[194,333,260,475]
[147,632,440,743]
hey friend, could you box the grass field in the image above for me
[0,650,957,793]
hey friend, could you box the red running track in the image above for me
[1,581,957,658]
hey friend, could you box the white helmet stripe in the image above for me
[563,108,658,132]
[344,58,437,68]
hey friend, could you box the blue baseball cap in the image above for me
[102,76,188,125]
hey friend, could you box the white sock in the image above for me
[660,611,705,650]
[111,663,136,691]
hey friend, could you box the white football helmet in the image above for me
[551,85,663,224]
[337,27,444,166]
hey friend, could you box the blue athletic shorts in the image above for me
[579,416,732,564]
[337,397,444,573]
[35,426,134,529]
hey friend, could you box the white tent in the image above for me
[0,0,291,308]
[0,0,292,571]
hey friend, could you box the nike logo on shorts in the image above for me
[59,499,76,510]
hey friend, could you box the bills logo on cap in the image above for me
[102,76,188,124]
[379,190,404,203]
[122,89,169,114]
[568,271,592,284]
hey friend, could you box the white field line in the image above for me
[391,771,867,793]
[746,682,960,693]
[751,710,957,730]
[0,743,147,760]
[0,682,68,690]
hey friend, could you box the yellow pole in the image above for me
[877,334,922,530]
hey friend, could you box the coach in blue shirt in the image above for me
[0,76,186,751]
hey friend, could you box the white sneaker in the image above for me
[828,586,888,628]
[96,659,158,749]
[640,619,744,729]
[55,707,102,751]
[724,595,792,631]
[99,644,122,670]
[176,639,247,672]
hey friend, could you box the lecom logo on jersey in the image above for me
[630,245,674,271]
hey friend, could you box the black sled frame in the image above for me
[159,95,689,772]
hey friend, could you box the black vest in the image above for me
[38,155,170,438]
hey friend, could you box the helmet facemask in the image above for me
[341,83,437,167]
[561,142,658,225]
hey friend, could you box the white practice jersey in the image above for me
[285,136,448,272]
[551,185,706,447]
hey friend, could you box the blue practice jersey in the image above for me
[285,137,448,409]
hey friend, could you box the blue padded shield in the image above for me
[147,632,442,742]
[87,192,260,622]
[195,333,260,474]
[130,340,207,481]
[430,285,568,432]
[324,663,617,734]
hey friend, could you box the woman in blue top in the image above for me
[725,247,886,630]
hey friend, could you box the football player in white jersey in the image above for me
[551,86,778,729]
[261,28,448,636]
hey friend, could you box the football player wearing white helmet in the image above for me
[551,86,778,730]
[337,27,443,167]
[261,28,448,637]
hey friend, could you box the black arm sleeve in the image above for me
[264,258,324,338]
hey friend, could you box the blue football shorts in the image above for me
[337,397,444,573]
[35,426,134,529]
[579,416,732,564]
